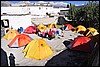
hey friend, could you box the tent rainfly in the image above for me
[22,38,54,60]
[8,34,32,48]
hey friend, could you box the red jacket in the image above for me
[49,30,53,35]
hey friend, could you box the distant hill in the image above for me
[1,1,69,8]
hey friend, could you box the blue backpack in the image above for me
[56,30,59,35]
[20,27,23,32]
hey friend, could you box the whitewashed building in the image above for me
[1,2,70,32]
[1,3,70,18]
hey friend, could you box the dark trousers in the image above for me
[48,35,52,40]
[10,61,15,66]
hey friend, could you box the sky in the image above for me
[9,1,89,6]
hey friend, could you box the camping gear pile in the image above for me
[36,23,64,40]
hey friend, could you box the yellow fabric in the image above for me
[37,24,47,31]
[74,25,86,33]
[48,22,58,28]
[86,27,99,37]
[3,30,19,40]
[22,39,54,60]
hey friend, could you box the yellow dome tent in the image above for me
[84,27,99,37]
[3,30,19,40]
[74,25,86,33]
[48,22,58,28]
[37,23,47,32]
[22,38,54,60]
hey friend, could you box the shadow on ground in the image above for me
[45,49,89,66]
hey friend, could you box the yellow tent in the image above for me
[85,27,99,37]
[74,25,86,33]
[48,22,58,28]
[22,38,54,60]
[37,23,47,32]
[3,30,19,40]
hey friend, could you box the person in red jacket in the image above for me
[48,29,53,40]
